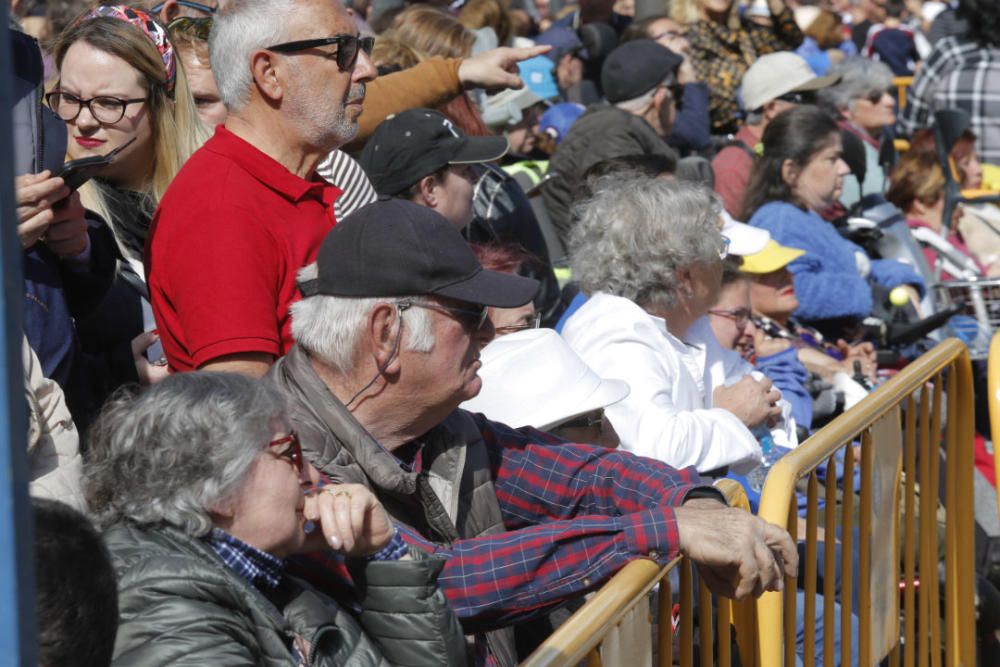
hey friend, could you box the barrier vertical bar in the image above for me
[802,473,818,666]
[858,429,874,665]
[0,13,38,667]
[903,394,917,667]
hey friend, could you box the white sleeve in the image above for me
[590,335,763,474]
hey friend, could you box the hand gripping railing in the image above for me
[756,338,976,666]
[521,479,754,667]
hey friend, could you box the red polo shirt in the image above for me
[147,126,341,371]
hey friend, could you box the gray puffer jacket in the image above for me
[106,522,468,667]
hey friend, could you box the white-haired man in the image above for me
[268,197,797,667]
[148,0,545,376]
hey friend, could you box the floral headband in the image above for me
[78,5,176,93]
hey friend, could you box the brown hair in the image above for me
[886,150,946,213]
[804,9,844,50]
[460,0,513,47]
[389,5,475,58]
[471,242,537,275]
[907,127,978,187]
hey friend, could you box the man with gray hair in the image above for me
[148,0,377,376]
[269,197,798,666]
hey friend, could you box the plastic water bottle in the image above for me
[746,428,778,494]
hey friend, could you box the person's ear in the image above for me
[781,158,800,188]
[417,174,439,208]
[158,0,181,24]
[675,266,695,300]
[249,50,284,103]
[367,302,403,376]
[762,100,779,123]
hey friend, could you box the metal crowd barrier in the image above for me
[756,338,976,666]
[988,332,1000,520]
[521,479,755,667]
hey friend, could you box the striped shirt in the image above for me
[316,150,378,220]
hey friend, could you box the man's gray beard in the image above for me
[296,82,366,151]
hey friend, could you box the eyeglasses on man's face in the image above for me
[269,431,303,473]
[774,90,815,106]
[397,299,490,332]
[494,311,542,336]
[45,91,146,125]
[265,34,375,71]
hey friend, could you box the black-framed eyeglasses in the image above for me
[708,307,752,328]
[774,90,814,105]
[151,0,216,15]
[397,299,490,331]
[863,88,893,104]
[718,236,731,260]
[265,34,375,71]
[494,311,542,336]
[269,431,303,472]
[45,91,147,124]
[167,16,213,40]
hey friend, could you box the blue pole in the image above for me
[0,11,38,667]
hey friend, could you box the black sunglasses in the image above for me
[774,90,815,105]
[266,34,375,71]
[151,0,216,15]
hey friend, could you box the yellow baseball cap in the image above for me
[739,240,805,274]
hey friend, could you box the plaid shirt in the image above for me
[207,528,285,590]
[899,37,1000,163]
[291,415,713,666]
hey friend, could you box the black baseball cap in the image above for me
[299,198,539,308]
[602,40,683,104]
[360,109,510,196]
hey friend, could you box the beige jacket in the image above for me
[24,337,85,512]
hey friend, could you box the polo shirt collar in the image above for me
[210,125,341,206]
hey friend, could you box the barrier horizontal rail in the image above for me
[521,479,753,667]
[756,338,976,666]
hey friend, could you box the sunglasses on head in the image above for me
[266,34,375,71]
[167,16,213,40]
[151,0,216,15]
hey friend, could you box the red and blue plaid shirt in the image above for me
[291,414,716,664]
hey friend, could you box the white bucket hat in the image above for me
[461,329,629,430]
[740,51,840,113]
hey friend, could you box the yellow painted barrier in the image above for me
[756,338,976,666]
[988,332,1000,520]
[521,479,754,667]
[894,76,914,111]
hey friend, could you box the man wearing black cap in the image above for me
[271,198,797,667]
[360,109,509,230]
[543,39,684,244]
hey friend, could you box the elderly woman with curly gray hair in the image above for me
[85,371,467,667]
[560,175,797,475]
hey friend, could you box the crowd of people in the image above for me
[10,0,1000,663]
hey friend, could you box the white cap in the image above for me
[482,87,545,128]
[721,210,770,256]
[462,329,629,430]
[740,51,840,112]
